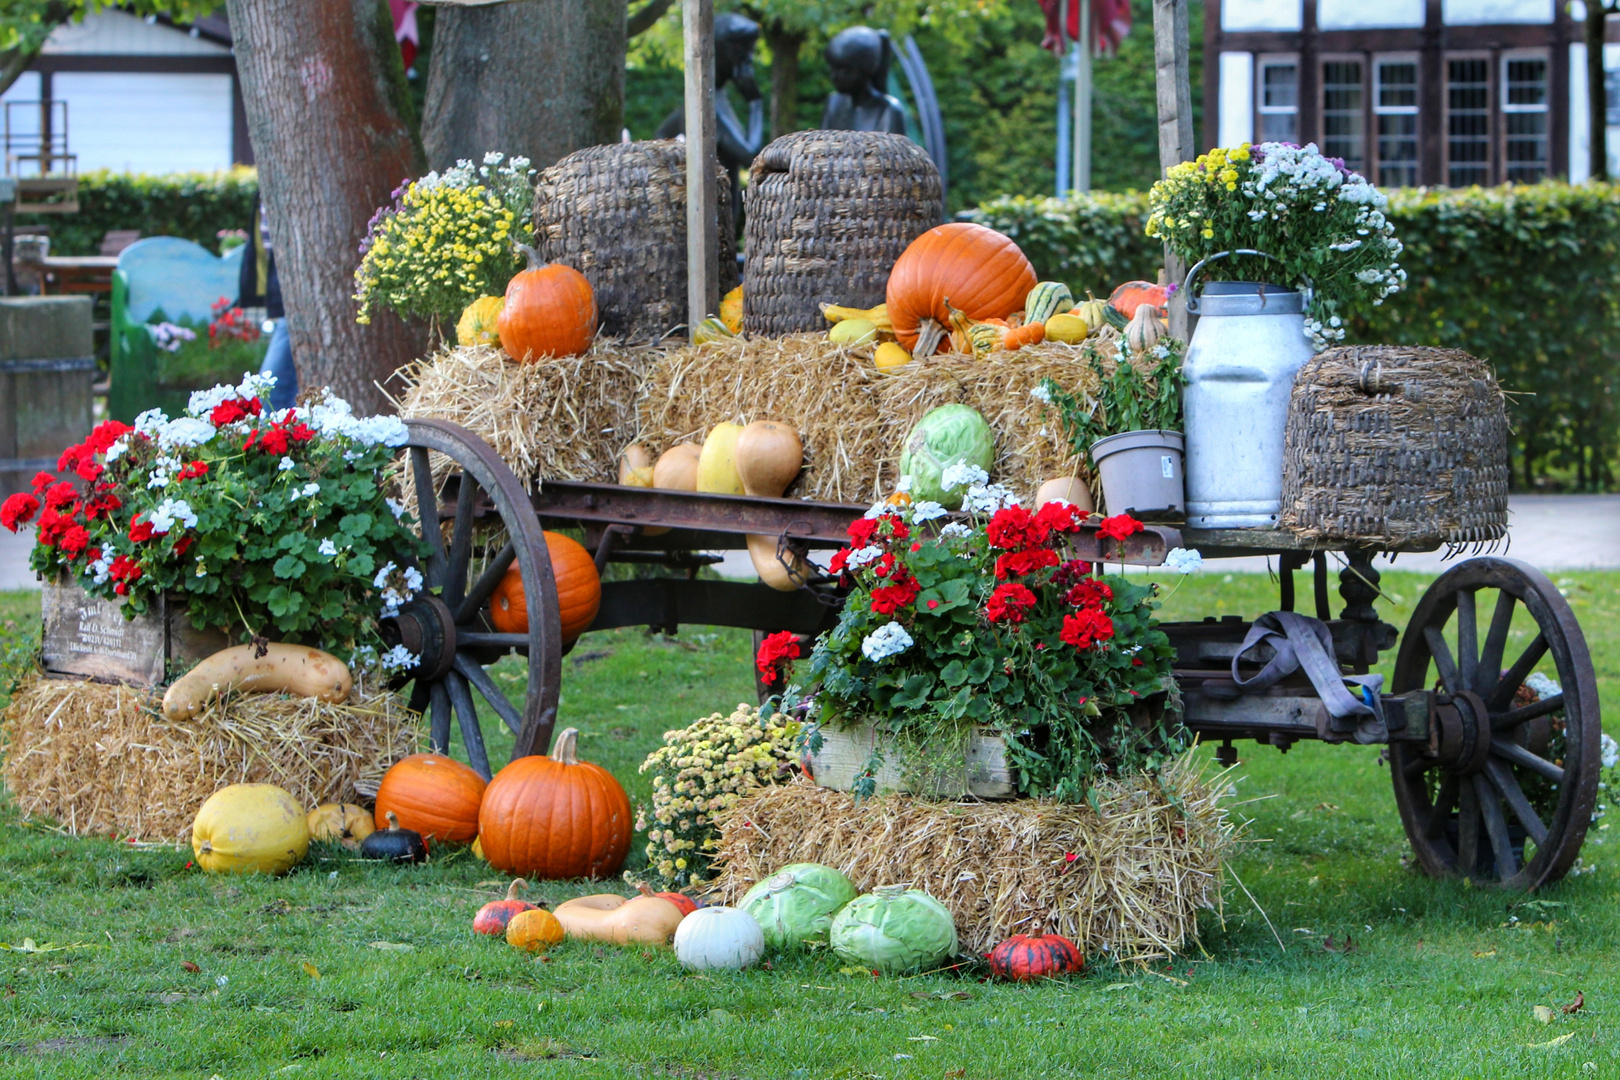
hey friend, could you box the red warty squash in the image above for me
[374,752,487,844]
[1108,277,1170,320]
[497,245,597,362]
[987,930,1086,981]
[886,223,1036,357]
[639,883,699,916]
[489,531,602,643]
[478,727,633,880]
[473,879,537,936]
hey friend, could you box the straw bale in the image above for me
[0,672,419,842]
[637,335,1104,506]
[393,341,665,491]
[709,752,1236,963]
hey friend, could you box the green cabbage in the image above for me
[898,404,995,510]
[829,886,958,974]
[739,863,858,949]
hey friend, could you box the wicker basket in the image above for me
[1280,345,1509,548]
[742,130,941,337]
[532,140,739,342]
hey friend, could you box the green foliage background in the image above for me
[16,168,259,256]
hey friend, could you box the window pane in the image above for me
[1503,55,1547,182]
[1322,61,1364,173]
[1448,58,1490,186]
[1263,63,1298,109]
[1378,113,1419,186]
[1378,61,1418,110]
[1505,57,1546,107]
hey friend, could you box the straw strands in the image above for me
[709,752,1237,962]
[1,673,418,842]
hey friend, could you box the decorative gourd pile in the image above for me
[454,243,599,362]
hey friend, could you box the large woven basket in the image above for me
[1280,345,1509,548]
[742,130,941,337]
[532,140,739,342]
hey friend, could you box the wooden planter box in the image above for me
[41,578,229,687]
[807,721,1017,800]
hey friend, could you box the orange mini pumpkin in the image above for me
[506,906,566,952]
[489,531,601,643]
[497,245,597,362]
[885,222,1036,357]
[478,727,633,880]
[374,752,487,844]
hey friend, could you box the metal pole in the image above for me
[1055,0,1071,197]
[683,0,719,335]
[1074,0,1092,192]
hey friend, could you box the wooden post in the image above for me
[1074,0,1092,192]
[683,0,720,336]
[1153,0,1195,342]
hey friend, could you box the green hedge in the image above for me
[968,182,1620,490]
[16,168,259,256]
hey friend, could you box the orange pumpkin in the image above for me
[505,906,566,952]
[885,223,1036,356]
[374,753,487,844]
[497,245,597,362]
[489,531,601,643]
[1108,278,1170,320]
[478,727,633,880]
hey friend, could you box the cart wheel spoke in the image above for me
[1485,759,1549,847]
[1490,693,1564,733]
[442,472,479,608]
[1488,632,1549,712]
[1473,773,1518,880]
[406,679,429,718]
[1456,781,1480,876]
[1402,754,1431,780]
[428,679,452,755]
[454,652,524,737]
[444,670,491,780]
[1455,588,1478,696]
[454,540,515,625]
[1423,773,1459,842]
[410,447,447,589]
[1423,626,1462,697]
[1477,590,1516,696]
[1490,738,1564,784]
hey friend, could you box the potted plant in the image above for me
[1037,333,1185,521]
[767,470,1184,803]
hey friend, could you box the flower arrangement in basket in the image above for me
[1,374,428,670]
[761,466,1185,802]
[1146,141,1404,345]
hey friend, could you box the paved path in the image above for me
[4,495,1617,594]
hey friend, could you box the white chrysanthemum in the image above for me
[860,621,914,662]
[940,461,990,492]
[1164,547,1204,574]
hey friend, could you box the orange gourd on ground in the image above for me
[885,223,1036,356]
[489,532,602,643]
[373,752,487,843]
[478,727,633,880]
[496,245,597,362]
[505,906,566,952]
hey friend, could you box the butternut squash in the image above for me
[652,444,702,491]
[735,421,811,590]
[553,893,686,946]
[163,644,351,721]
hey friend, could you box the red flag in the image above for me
[1038,0,1133,57]
[389,0,420,71]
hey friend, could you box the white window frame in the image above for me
[1319,54,1368,173]
[1445,51,1494,186]
[1373,52,1421,185]
[1501,47,1550,182]
[1256,54,1301,144]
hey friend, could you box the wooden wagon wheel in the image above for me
[1388,557,1600,890]
[378,419,562,779]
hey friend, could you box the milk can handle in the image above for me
[1181,250,1313,314]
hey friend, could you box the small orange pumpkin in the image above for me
[885,222,1036,356]
[506,906,566,952]
[373,752,487,844]
[478,727,633,880]
[497,244,597,362]
[489,531,601,643]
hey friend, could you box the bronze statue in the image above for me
[657,12,765,223]
[821,27,907,135]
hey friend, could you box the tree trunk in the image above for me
[763,21,805,140]
[226,0,425,415]
[1588,2,1611,182]
[421,0,626,173]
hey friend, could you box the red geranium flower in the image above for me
[827,547,853,577]
[34,505,75,545]
[1064,577,1114,610]
[1034,500,1083,534]
[258,426,290,456]
[1,492,39,532]
[755,630,801,686]
[75,459,104,483]
[43,481,78,509]
[287,422,316,443]
[82,489,122,521]
[59,525,90,557]
[846,517,879,548]
[31,471,54,494]
[870,571,920,615]
[985,505,1050,552]
[109,554,142,595]
[173,536,194,557]
[994,547,1059,580]
[85,420,132,454]
[210,399,251,427]
[129,518,156,543]
[1060,607,1115,650]
[985,582,1037,624]
[176,460,209,481]
[1097,513,1144,542]
[55,443,86,474]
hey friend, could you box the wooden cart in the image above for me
[386,418,1599,893]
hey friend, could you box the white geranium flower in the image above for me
[940,461,990,492]
[963,482,1019,514]
[938,522,973,539]
[299,483,320,499]
[1164,547,1204,574]
[402,566,423,592]
[909,500,948,524]
[896,475,913,493]
[385,497,408,520]
[845,546,884,569]
[278,456,296,472]
[158,417,216,450]
[1525,672,1562,700]
[373,561,397,589]
[1029,383,1053,404]
[380,645,421,673]
[146,498,198,534]
[317,538,339,557]
[1603,733,1619,770]
[860,621,914,662]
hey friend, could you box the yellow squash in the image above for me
[696,422,747,495]
[192,783,310,876]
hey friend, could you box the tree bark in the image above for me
[421,0,626,173]
[1588,2,1613,182]
[226,0,425,415]
[761,20,805,141]
[627,0,674,37]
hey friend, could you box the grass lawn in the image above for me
[1,569,1618,1078]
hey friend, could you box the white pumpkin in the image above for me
[673,906,765,971]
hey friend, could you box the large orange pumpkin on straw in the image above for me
[373,753,487,843]
[489,531,602,643]
[478,728,633,879]
[885,222,1036,355]
[497,246,597,361]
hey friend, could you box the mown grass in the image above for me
[1,570,1618,1079]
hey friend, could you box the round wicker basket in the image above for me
[742,130,941,337]
[532,140,739,342]
[1280,345,1509,548]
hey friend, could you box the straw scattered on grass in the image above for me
[0,672,419,842]
[709,751,1237,963]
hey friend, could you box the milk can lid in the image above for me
[1186,280,1304,316]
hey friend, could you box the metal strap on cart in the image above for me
[1231,610,1388,745]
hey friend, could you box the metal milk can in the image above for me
[1181,251,1315,529]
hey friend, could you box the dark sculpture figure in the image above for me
[821,27,907,135]
[657,12,765,226]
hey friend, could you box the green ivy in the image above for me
[16,168,259,257]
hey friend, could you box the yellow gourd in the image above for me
[506,907,566,953]
[695,422,747,495]
[719,285,744,334]
[553,893,686,947]
[307,803,375,846]
[191,783,310,876]
[821,302,892,333]
[873,342,913,372]
[1073,292,1109,331]
[1044,313,1090,345]
[692,317,735,344]
[456,295,505,348]
[829,318,878,347]
[618,443,654,488]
